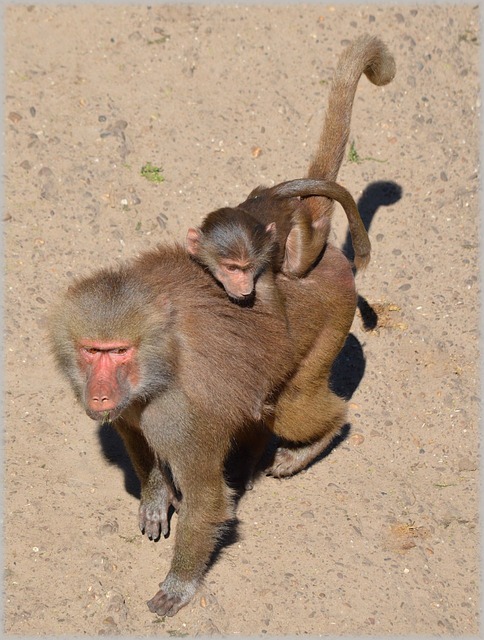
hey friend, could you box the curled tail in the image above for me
[270,178,371,270]
[308,34,396,182]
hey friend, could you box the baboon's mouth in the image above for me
[85,407,120,424]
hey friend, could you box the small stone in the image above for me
[114,119,128,131]
[458,457,477,472]
[38,166,54,178]
[91,552,108,568]
[8,112,22,123]
[350,433,365,445]
[98,520,119,536]
[129,191,141,205]
[301,510,315,519]
[196,619,221,635]
[28,134,40,148]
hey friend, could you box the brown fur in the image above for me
[306,34,396,225]
[48,32,394,618]
[187,177,370,301]
[49,241,356,617]
[186,34,395,301]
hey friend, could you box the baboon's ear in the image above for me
[186,228,202,255]
[266,222,277,236]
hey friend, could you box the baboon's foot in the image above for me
[267,432,339,478]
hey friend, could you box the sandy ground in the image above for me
[3,3,480,637]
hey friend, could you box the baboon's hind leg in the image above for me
[267,385,347,478]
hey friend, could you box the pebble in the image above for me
[28,134,39,148]
[90,552,109,569]
[97,519,119,537]
[8,112,22,124]
[196,619,221,635]
[301,510,315,519]
[157,214,168,229]
[129,190,141,205]
[38,166,54,178]
[198,591,222,612]
[113,119,128,131]
[106,589,127,616]
[458,457,477,472]
[99,617,118,636]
